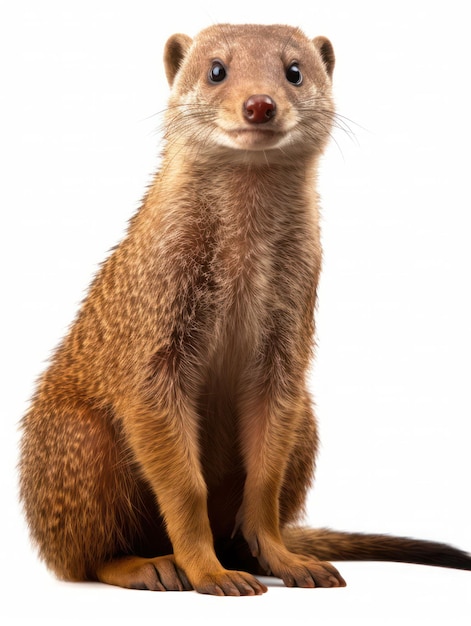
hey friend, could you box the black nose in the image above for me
[243,95,276,124]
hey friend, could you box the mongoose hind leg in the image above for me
[19,393,160,582]
[97,555,192,591]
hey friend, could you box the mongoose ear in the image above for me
[313,36,335,79]
[164,34,193,86]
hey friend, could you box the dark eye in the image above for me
[208,61,227,84]
[286,63,303,85]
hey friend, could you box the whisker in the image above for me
[299,105,361,149]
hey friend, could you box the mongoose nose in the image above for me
[243,95,276,124]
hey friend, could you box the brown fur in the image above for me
[19,24,471,596]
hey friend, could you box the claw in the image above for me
[248,535,261,558]
[231,506,244,539]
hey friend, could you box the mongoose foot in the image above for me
[273,556,347,588]
[190,569,267,596]
[247,535,347,588]
[97,555,192,591]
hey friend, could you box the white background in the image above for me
[1,1,470,624]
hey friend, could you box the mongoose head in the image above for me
[163,24,335,160]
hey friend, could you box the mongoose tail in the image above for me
[283,527,471,570]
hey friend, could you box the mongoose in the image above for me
[19,23,471,596]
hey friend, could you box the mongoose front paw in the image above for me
[191,569,268,596]
[274,556,347,588]
[245,535,347,588]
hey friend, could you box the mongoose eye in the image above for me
[286,63,303,85]
[208,61,227,84]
